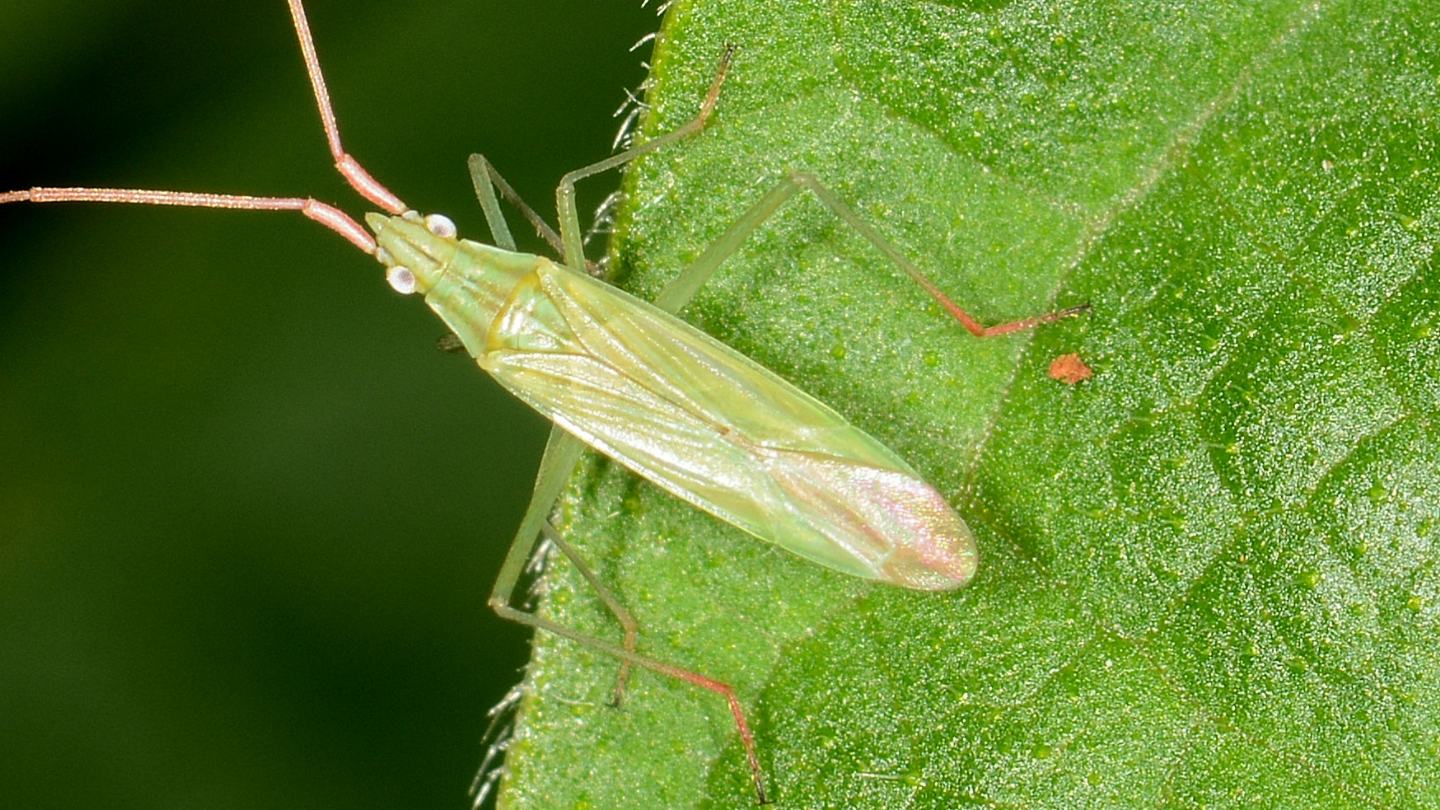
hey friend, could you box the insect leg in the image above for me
[533,521,640,707]
[491,587,768,804]
[651,179,800,314]
[489,430,586,645]
[554,45,735,271]
[655,170,1088,333]
[786,171,1088,335]
[490,429,629,691]
[466,154,564,255]
[490,427,640,707]
[490,427,769,803]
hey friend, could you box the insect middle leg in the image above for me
[467,151,651,702]
[487,429,638,702]
[466,154,564,255]
[474,43,741,701]
[466,47,734,270]
[553,45,735,271]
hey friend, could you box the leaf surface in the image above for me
[500,0,1440,806]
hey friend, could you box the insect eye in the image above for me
[386,265,418,295]
[424,213,457,238]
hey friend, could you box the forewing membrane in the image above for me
[477,260,974,586]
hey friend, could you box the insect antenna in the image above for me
[0,0,410,257]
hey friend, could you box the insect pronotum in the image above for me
[2,0,1086,802]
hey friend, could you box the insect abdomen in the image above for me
[471,259,978,591]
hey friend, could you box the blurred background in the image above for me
[0,1,657,807]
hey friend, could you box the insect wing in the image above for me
[478,261,976,589]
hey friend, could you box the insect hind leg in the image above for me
[488,430,638,703]
[489,427,769,803]
[653,169,1089,332]
[490,601,768,804]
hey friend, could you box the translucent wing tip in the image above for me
[880,531,978,591]
[872,486,979,591]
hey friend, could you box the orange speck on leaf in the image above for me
[1049,353,1093,384]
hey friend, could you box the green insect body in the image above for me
[371,211,978,590]
[3,1,1088,800]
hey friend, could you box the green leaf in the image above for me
[499,0,1440,807]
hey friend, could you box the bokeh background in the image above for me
[0,1,657,807]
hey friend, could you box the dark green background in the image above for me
[0,1,655,807]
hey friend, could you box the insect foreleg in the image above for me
[554,45,736,271]
[657,169,1090,332]
[466,154,564,255]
